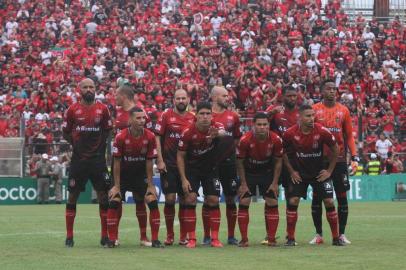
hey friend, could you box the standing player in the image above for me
[236,112,283,247]
[263,85,299,244]
[202,86,241,245]
[311,80,357,245]
[108,85,151,246]
[62,78,112,247]
[177,101,226,248]
[155,89,195,245]
[108,107,163,248]
[282,104,344,246]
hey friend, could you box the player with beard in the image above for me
[107,85,152,247]
[200,86,241,245]
[155,89,195,246]
[177,101,226,248]
[262,86,299,244]
[310,81,357,245]
[236,112,283,247]
[62,78,113,247]
[283,104,344,246]
[108,107,163,248]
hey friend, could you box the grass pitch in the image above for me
[0,202,405,270]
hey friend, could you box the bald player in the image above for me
[201,86,241,245]
[155,89,195,245]
[310,80,357,245]
[62,78,113,247]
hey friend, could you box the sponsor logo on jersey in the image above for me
[296,151,322,158]
[75,126,100,132]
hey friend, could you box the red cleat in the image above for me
[164,237,174,246]
[186,239,196,248]
[210,239,223,248]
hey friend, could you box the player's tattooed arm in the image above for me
[283,153,302,184]
[146,159,157,197]
[236,158,250,198]
[177,150,192,193]
[109,157,121,200]
[155,135,167,173]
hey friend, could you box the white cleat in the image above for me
[309,234,324,245]
[140,239,152,247]
[339,234,351,245]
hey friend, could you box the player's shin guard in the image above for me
[265,205,279,242]
[311,192,323,235]
[209,205,221,240]
[148,200,160,241]
[65,204,76,239]
[286,205,298,240]
[135,201,148,240]
[107,201,120,241]
[202,203,211,238]
[164,203,175,239]
[178,204,187,241]
[183,205,197,240]
[226,203,237,238]
[336,192,348,235]
[326,206,339,240]
[99,203,109,238]
[238,205,249,242]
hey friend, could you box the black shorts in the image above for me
[331,162,350,192]
[288,180,334,200]
[120,176,148,201]
[245,173,277,199]
[218,161,239,197]
[160,166,183,195]
[68,159,110,193]
[181,167,220,197]
[278,166,290,189]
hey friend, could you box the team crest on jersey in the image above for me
[125,139,130,144]
[192,135,197,139]
[143,140,148,144]
[314,134,320,140]
[250,143,255,148]
[227,116,233,120]
[96,109,102,114]
[313,141,319,149]
[75,109,82,115]
[294,135,300,141]
[170,117,176,122]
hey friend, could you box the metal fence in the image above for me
[0,138,25,177]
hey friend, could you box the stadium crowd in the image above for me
[0,0,405,174]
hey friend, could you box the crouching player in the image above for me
[282,104,344,246]
[236,112,283,247]
[107,107,163,248]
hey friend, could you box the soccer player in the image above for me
[62,78,113,247]
[263,85,299,244]
[108,84,151,246]
[108,107,163,248]
[282,104,344,246]
[311,80,357,245]
[202,86,241,245]
[236,112,283,247]
[177,101,226,248]
[155,89,195,245]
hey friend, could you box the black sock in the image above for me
[311,194,323,235]
[337,193,348,235]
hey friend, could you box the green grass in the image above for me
[0,202,405,270]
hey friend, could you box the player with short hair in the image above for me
[262,85,299,244]
[62,78,113,247]
[177,101,226,248]
[108,84,151,247]
[155,89,195,246]
[108,107,163,248]
[311,80,357,245]
[236,112,283,247]
[282,104,344,246]
[201,86,241,245]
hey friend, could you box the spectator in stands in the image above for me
[375,133,393,160]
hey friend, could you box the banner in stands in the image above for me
[0,174,405,205]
